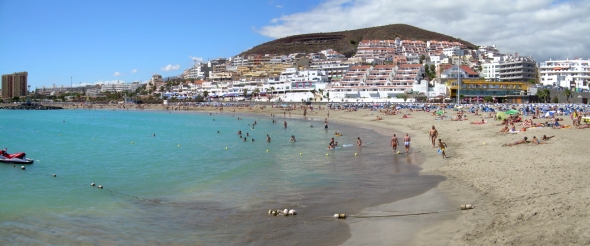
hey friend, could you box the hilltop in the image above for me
[240,24,477,57]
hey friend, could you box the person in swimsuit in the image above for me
[403,133,411,154]
[438,139,448,159]
[290,135,296,142]
[283,121,287,128]
[357,137,362,147]
[502,137,529,147]
[429,125,438,148]
[324,118,328,129]
[531,136,547,145]
[542,135,554,140]
[329,137,335,149]
[391,134,399,153]
[266,134,271,142]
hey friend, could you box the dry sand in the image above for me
[70,103,590,245]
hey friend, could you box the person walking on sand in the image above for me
[357,137,362,147]
[429,125,438,148]
[403,133,411,154]
[391,134,399,153]
[438,139,448,159]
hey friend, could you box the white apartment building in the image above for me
[539,58,590,89]
[100,82,142,93]
[481,61,502,81]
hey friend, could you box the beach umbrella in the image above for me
[505,109,519,115]
[496,112,507,121]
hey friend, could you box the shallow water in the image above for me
[0,109,443,245]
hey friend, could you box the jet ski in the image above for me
[0,149,34,164]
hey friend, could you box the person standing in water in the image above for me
[403,133,411,154]
[391,134,399,153]
[283,121,287,128]
[357,137,362,147]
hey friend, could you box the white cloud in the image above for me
[131,69,137,73]
[257,0,590,62]
[276,5,283,8]
[189,56,204,63]
[161,64,181,71]
[92,80,125,85]
[113,72,122,76]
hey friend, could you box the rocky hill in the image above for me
[240,24,477,57]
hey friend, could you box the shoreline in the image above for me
[61,103,590,244]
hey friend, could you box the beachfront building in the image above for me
[447,79,532,103]
[2,71,28,100]
[538,58,590,90]
[498,55,537,83]
[481,61,502,81]
[440,65,480,79]
[327,64,423,100]
[100,81,142,93]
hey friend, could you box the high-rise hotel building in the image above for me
[2,71,28,99]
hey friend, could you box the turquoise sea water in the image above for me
[0,109,443,245]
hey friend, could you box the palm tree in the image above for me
[537,89,549,103]
[564,88,572,101]
[243,88,249,99]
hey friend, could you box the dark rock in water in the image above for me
[0,103,63,110]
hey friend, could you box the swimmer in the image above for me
[252,139,255,142]
[284,121,287,128]
[266,134,271,142]
[238,130,242,135]
[217,131,219,134]
[243,138,247,142]
[153,133,156,137]
[290,135,296,142]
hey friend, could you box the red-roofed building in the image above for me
[440,65,480,79]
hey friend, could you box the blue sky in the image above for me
[2,0,589,90]
[0,0,319,89]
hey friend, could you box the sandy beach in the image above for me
[64,103,590,245]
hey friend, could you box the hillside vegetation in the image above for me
[240,24,477,57]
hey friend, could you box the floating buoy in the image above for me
[266,150,269,152]
[53,174,56,177]
[93,138,95,140]
[300,153,302,155]
[60,134,62,136]
[91,183,95,186]
[397,151,400,154]
[326,153,329,156]
[354,153,357,156]
[333,213,346,219]
[225,147,228,150]
[131,141,134,144]
[21,166,25,170]
[98,185,103,189]
[178,144,180,147]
